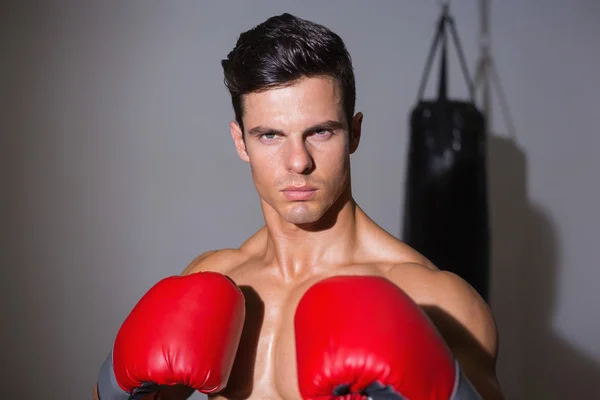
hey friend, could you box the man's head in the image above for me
[221,13,362,227]
[221,13,356,133]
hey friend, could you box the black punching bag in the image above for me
[402,5,490,301]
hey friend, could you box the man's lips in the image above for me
[281,186,317,201]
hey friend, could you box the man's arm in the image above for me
[389,266,504,400]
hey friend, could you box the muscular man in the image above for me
[94,13,504,400]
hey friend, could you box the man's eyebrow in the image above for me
[304,120,344,134]
[246,126,283,137]
[247,120,344,137]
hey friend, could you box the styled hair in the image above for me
[221,13,356,133]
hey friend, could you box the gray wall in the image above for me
[2,1,599,399]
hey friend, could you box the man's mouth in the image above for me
[281,186,317,201]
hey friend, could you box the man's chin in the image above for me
[279,205,321,225]
[283,212,321,226]
[281,205,341,230]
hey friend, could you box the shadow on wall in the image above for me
[474,0,600,393]
[487,119,600,399]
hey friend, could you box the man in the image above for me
[94,13,504,400]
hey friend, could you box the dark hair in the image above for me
[221,13,356,133]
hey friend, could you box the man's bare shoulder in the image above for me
[360,217,497,353]
[385,263,503,399]
[387,265,497,352]
[362,219,494,345]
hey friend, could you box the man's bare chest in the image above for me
[212,276,305,399]
[211,264,391,399]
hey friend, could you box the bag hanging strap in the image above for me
[416,1,476,103]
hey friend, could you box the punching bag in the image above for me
[402,5,490,301]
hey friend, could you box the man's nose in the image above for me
[284,137,314,175]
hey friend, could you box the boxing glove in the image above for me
[97,271,245,399]
[294,275,481,400]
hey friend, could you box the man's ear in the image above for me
[350,112,363,154]
[230,121,249,162]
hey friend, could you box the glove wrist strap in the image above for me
[450,359,483,400]
[97,349,130,400]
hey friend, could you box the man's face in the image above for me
[230,76,362,226]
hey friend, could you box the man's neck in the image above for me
[261,196,361,281]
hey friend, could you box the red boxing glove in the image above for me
[107,272,245,398]
[294,275,481,400]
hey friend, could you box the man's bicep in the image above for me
[436,272,498,361]
[423,306,496,372]
[422,272,503,399]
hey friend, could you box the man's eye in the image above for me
[312,129,332,137]
[260,133,277,140]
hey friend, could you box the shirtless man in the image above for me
[94,13,504,400]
